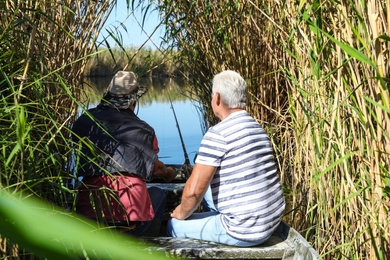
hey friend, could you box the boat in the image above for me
[144,164,321,260]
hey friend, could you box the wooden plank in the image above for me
[141,235,295,259]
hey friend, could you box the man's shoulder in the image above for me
[212,111,253,131]
[89,105,129,119]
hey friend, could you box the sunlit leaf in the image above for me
[0,190,170,260]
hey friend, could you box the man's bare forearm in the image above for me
[172,182,204,219]
[170,163,216,220]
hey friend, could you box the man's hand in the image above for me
[152,159,177,182]
[170,163,216,220]
[164,167,177,182]
[170,204,190,220]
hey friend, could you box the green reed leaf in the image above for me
[0,190,170,260]
[307,24,375,67]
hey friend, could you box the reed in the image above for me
[1,0,389,258]
[0,0,116,196]
[154,0,389,258]
[0,1,193,257]
[0,190,168,260]
[84,46,180,77]
[0,0,115,257]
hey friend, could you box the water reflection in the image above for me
[82,77,205,165]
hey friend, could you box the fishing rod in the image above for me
[168,94,192,178]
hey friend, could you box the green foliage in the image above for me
[1,0,389,259]
[0,190,170,259]
[84,46,181,78]
[0,0,170,258]
[0,1,190,257]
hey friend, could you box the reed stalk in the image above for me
[0,1,192,257]
[153,0,390,258]
[0,0,116,257]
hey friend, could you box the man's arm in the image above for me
[170,163,216,220]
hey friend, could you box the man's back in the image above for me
[196,110,285,241]
[72,105,157,180]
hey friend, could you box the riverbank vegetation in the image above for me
[1,0,389,259]
[83,46,181,78]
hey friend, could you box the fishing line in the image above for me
[168,94,192,178]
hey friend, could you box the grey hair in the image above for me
[212,70,247,109]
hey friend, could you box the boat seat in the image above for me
[145,182,319,259]
[139,221,320,260]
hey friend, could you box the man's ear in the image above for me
[130,100,137,110]
[215,92,221,106]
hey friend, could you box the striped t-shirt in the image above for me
[195,110,285,241]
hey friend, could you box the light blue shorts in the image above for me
[166,187,269,247]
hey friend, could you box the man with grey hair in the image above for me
[168,70,285,246]
[72,71,176,236]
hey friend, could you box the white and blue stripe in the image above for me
[195,110,285,241]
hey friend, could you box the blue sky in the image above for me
[98,0,163,48]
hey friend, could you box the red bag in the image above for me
[76,174,154,223]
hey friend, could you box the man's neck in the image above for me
[218,108,243,121]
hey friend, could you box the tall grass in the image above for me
[0,1,194,257]
[0,190,169,260]
[153,0,389,258]
[1,0,121,258]
[0,0,118,197]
